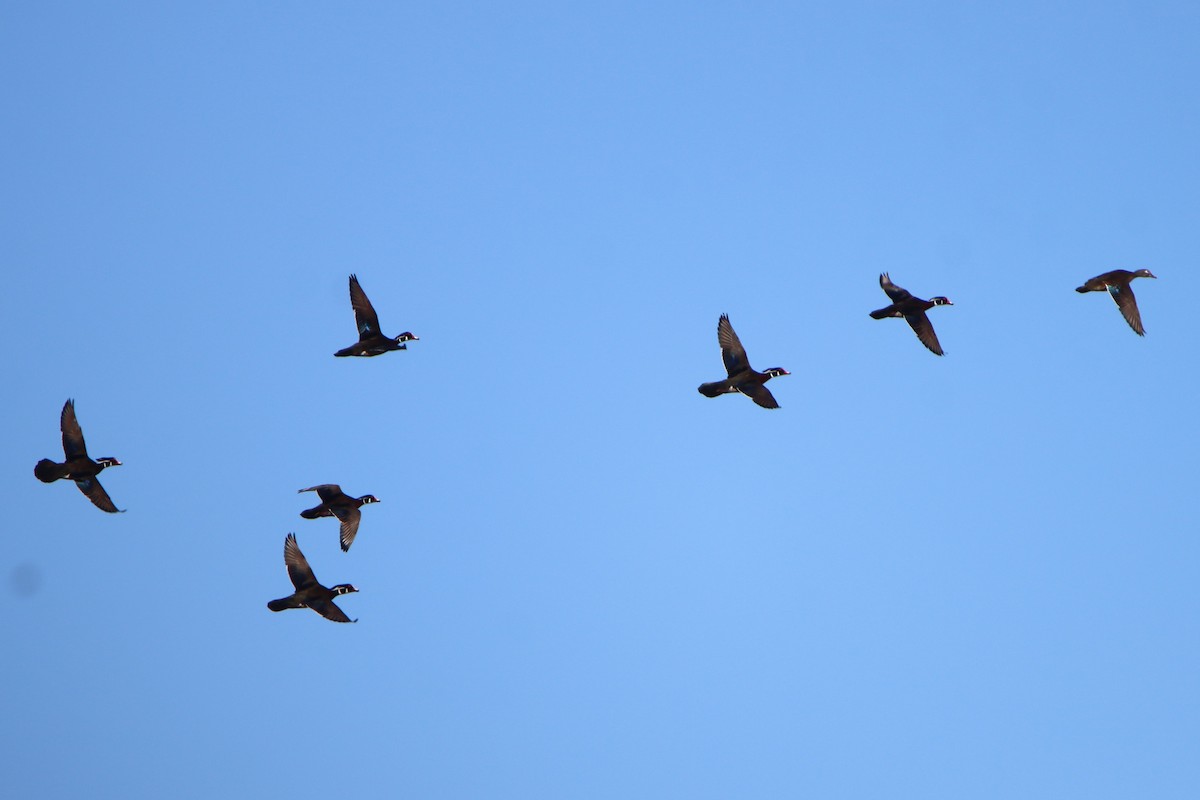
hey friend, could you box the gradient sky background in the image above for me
[4,2,1199,798]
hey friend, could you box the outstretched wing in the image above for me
[737,383,781,409]
[332,506,363,552]
[299,484,343,503]
[880,273,913,304]
[904,312,945,356]
[717,314,750,376]
[1109,283,1145,335]
[307,598,355,623]
[349,275,383,340]
[284,533,320,592]
[61,399,88,459]
[74,477,123,513]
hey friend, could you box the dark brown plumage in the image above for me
[298,484,379,552]
[869,273,953,356]
[267,533,358,623]
[34,399,124,513]
[334,274,418,357]
[1076,269,1157,336]
[697,314,789,409]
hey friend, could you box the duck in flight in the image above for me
[1076,269,1157,336]
[267,533,358,623]
[869,273,953,356]
[334,274,418,357]
[697,314,789,409]
[34,399,124,513]
[298,484,379,552]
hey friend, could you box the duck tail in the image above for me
[1075,285,1089,293]
[268,596,303,612]
[869,307,893,319]
[34,459,64,482]
[698,381,729,398]
[299,507,323,520]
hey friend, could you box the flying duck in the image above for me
[1076,269,1157,335]
[334,274,419,357]
[34,399,124,513]
[697,314,790,409]
[267,533,358,623]
[869,273,953,355]
[298,484,379,552]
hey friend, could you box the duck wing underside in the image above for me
[717,314,750,376]
[737,383,781,409]
[904,312,945,356]
[307,598,355,623]
[333,506,362,552]
[60,400,88,460]
[879,273,914,304]
[283,534,320,592]
[300,484,344,504]
[349,275,383,340]
[1108,283,1145,335]
[75,477,123,513]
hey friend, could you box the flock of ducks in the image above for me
[35,275,408,623]
[699,268,1158,409]
[34,269,1157,621]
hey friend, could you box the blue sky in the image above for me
[3,2,1199,797]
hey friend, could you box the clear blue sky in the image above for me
[4,2,1199,797]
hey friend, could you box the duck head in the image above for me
[1134,269,1157,279]
[96,457,122,468]
[331,584,359,596]
[930,297,953,306]
[395,332,419,344]
[762,368,790,379]
[359,495,381,505]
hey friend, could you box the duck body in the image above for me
[869,273,952,356]
[697,314,789,409]
[334,335,411,358]
[1076,269,1156,335]
[334,274,418,357]
[267,533,358,623]
[34,399,124,513]
[298,484,379,552]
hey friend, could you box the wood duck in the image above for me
[1076,269,1157,335]
[869,273,952,356]
[298,484,379,552]
[267,533,358,623]
[697,314,789,409]
[334,274,418,357]
[34,399,124,513]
